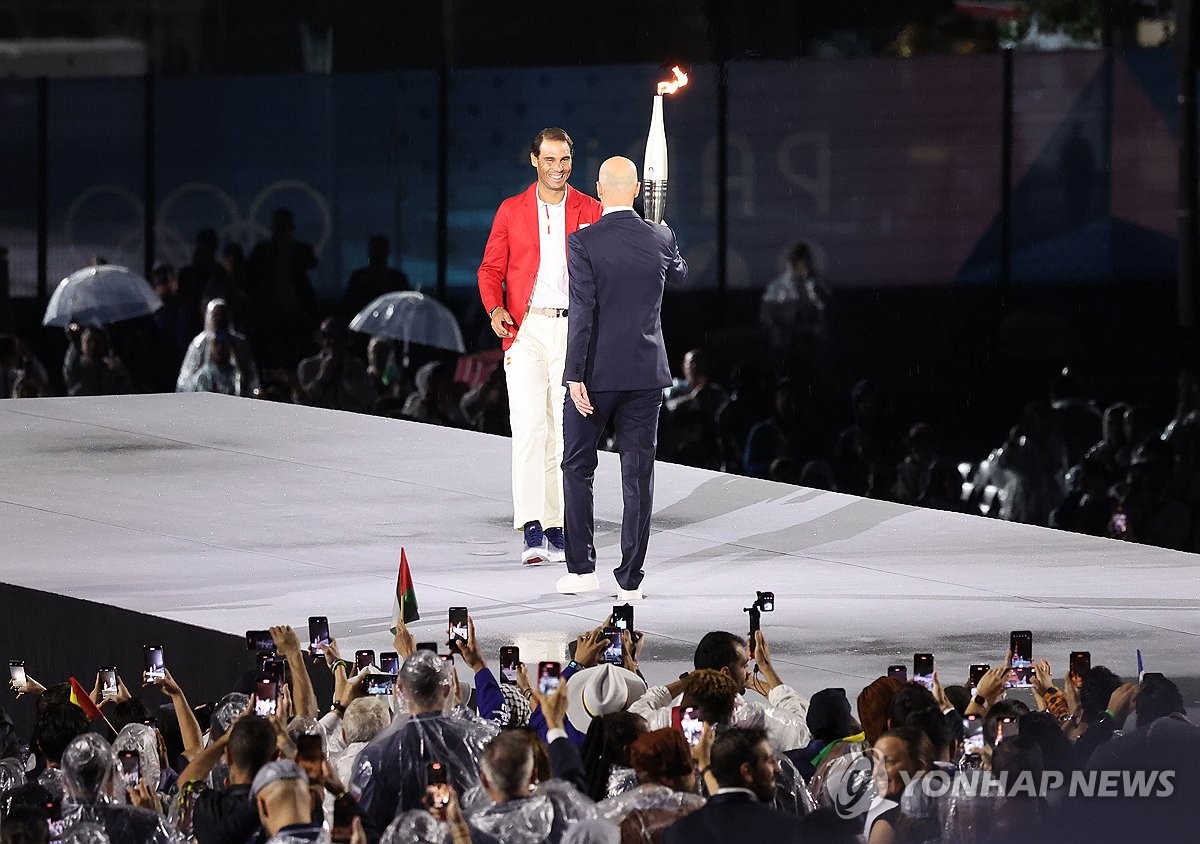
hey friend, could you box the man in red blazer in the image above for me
[478,127,602,566]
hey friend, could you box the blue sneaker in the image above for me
[521,521,547,566]
[544,527,566,563]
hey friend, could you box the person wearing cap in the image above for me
[251,760,321,844]
[296,317,375,413]
[477,127,603,568]
[348,652,496,835]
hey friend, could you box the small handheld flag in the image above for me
[390,548,420,634]
[68,676,105,722]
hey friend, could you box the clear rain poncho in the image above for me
[0,757,25,792]
[348,653,497,833]
[59,734,177,844]
[466,780,599,844]
[112,725,162,798]
[596,783,705,841]
[206,693,250,790]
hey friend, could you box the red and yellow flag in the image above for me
[68,677,104,721]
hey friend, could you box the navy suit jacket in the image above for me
[564,209,688,391]
[663,792,804,844]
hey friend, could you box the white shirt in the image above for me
[529,192,569,309]
[602,205,635,216]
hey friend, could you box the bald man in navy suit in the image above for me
[555,156,688,599]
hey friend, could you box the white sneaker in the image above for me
[556,572,600,594]
[616,587,644,601]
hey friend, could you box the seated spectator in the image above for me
[1050,455,1113,536]
[365,337,412,417]
[1110,442,1191,550]
[743,379,808,479]
[0,334,50,399]
[715,364,773,474]
[402,361,465,427]
[917,457,973,514]
[893,422,938,505]
[63,327,133,397]
[663,727,802,844]
[296,318,375,413]
[349,651,496,832]
[597,728,704,843]
[250,761,321,844]
[1049,366,1101,466]
[151,263,193,364]
[459,363,509,435]
[833,380,895,497]
[661,349,727,466]
[177,299,260,397]
[188,332,246,396]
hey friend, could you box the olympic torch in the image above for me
[643,66,688,224]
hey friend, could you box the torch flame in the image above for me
[657,66,689,96]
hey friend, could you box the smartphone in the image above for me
[913,653,934,691]
[117,749,140,789]
[448,607,469,654]
[254,676,278,717]
[295,733,324,761]
[426,762,450,809]
[612,604,634,632]
[887,664,907,683]
[679,706,704,747]
[366,674,396,696]
[99,667,119,699]
[308,616,331,658]
[537,661,561,696]
[417,641,439,655]
[355,650,375,671]
[245,630,274,652]
[499,646,520,685]
[963,714,984,756]
[1006,631,1033,688]
[262,656,288,684]
[379,652,400,675]
[9,660,27,689]
[143,645,165,683]
[602,627,624,668]
[997,716,1019,744]
[331,792,357,843]
[969,663,990,695]
[1070,651,1091,677]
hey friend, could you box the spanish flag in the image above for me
[389,548,420,634]
[68,677,104,721]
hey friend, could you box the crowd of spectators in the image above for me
[3,225,1199,552]
[3,612,1195,843]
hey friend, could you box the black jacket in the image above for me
[663,791,803,844]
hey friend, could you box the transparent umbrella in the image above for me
[42,265,162,328]
[350,291,466,353]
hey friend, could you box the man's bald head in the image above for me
[597,157,640,209]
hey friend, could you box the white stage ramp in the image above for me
[2,393,1198,708]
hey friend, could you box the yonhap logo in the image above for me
[830,749,881,819]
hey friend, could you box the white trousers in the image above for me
[504,313,568,530]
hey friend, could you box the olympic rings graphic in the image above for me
[62,179,333,273]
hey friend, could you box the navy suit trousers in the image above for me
[561,388,661,590]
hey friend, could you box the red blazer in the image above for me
[477,183,602,350]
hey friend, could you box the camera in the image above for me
[743,591,775,656]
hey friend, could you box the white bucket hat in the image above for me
[566,664,648,730]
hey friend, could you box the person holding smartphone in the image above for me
[347,651,495,832]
